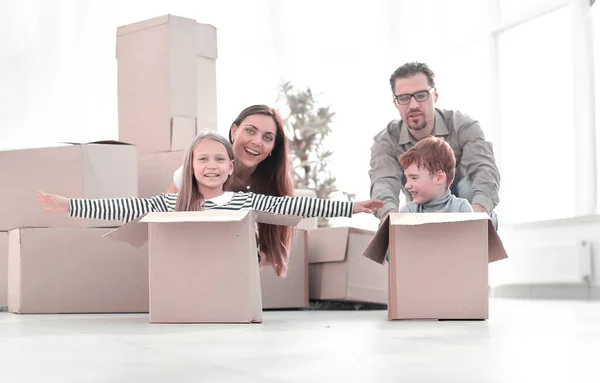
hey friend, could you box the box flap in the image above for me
[488,220,508,263]
[102,215,148,249]
[390,212,490,226]
[363,213,508,264]
[362,216,390,264]
[253,211,304,227]
[307,227,349,263]
[60,140,134,146]
[140,210,250,223]
[116,14,173,36]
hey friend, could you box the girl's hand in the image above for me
[353,199,384,214]
[36,191,69,213]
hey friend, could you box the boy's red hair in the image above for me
[399,136,456,187]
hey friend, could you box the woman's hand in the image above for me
[353,199,384,214]
[36,191,69,213]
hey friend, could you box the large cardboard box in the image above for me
[7,227,149,314]
[0,141,138,231]
[105,210,303,323]
[138,151,185,197]
[116,14,217,156]
[308,227,387,305]
[363,213,508,320]
[260,229,309,309]
[0,232,7,307]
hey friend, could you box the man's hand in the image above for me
[472,204,489,214]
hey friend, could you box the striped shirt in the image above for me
[69,191,354,223]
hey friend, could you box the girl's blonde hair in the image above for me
[175,132,234,212]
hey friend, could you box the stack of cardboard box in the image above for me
[0,14,219,315]
[116,15,218,197]
[0,141,148,313]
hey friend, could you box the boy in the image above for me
[398,136,473,213]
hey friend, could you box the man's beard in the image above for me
[408,120,427,131]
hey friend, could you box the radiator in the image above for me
[491,240,592,284]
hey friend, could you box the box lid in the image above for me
[104,210,304,248]
[362,213,508,265]
[60,140,134,146]
[308,227,375,263]
[116,14,218,59]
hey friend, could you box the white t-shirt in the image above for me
[173,166,184,190]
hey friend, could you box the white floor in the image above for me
[1,298,599,383]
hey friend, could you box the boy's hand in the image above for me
[36,191,69,213]
[353,199,384,214]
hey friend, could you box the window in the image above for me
[497,7,574,223]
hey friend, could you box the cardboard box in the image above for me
[116,14,217,156]
[0,232,7,306]
[105,210,303,323]
[138,151,185,197]
[7,227,149,314]
[363,213,508,320]
[308,227,387,305]
[0,141,138,231]
[261,229,309,309]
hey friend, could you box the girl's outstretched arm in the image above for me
[36,191,177,223]
[249,193,383,218]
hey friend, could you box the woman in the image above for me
[167,105,294,277]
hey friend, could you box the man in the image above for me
[369,62,500,228]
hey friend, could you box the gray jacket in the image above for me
[400,189,473,213]
[369,108,500,218]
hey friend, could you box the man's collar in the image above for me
[398,109,448,145]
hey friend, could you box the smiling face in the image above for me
[404,163,446,204]
[192,138,234,193]
[229,114,277,171]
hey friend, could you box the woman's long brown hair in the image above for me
[229,105,294,277]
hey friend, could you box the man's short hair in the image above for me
[389,62,436,92]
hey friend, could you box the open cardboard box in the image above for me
[308,227,387,305]
[105,210,303,323]
[363,213,508,320]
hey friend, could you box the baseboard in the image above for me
[491,283,598,300]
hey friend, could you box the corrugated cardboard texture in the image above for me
[7,227,149,314]
[261,229,309,309]
[138,151,185,197]
[388,219,489,320]
[116,14,217,156]
[308,227,387,304]
[0,232,7,306]
[0,143,138,230]
[147,217,262,323]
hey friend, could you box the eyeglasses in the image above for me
[394,88,436,105]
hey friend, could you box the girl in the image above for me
[38,132,383,276]
[167,105,294,277]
